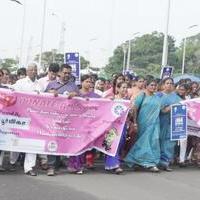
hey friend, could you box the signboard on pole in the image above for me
[160,66,173,79]
[171,104,187,141]
[64,52,80,84]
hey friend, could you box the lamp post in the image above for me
[181,24,198,74]
[38,0,47,69]
[51,12,66,54]
[162,0,171,67]
[126,32,140,72]
[19,0,26,68]
[87,38,98,72]
[10,0,24,68]
[122,44,127,75]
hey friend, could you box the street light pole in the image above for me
[122,44,127,75]
[162,0,171,67]
[181,37,187,75]
[10,0,24,68]
[51,12,66,54]
[181,24,198,74]
[39,0,47,69]
[87,38,98,72]
[19,0,26,68]
[126,32,140,72]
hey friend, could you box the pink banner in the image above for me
[0,88,130,156]
[182,98,200,137]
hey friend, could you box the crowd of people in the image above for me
[0,62,200,176]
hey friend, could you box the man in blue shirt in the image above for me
[45,64,79,176]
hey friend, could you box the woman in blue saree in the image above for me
[124,78,161,172]
[158,78,181,171]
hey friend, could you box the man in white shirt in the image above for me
[11,62,42,176]
[38,63,60,92]
[37,63,60,169]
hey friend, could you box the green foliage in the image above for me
[34,50,64,68]
[34,50,90,71]
[177,33,200,75]
[0,58,18,73]
[104,31,179,77]
[80,56,90,69]
[104,46,124,78]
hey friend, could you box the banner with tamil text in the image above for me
[0,89,130,156]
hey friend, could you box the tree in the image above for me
[177,33,200,75]
[34,50,90,72]
[34,49,64,70]
[80,56,90,69]
[0,58,18,73]
[104,31,179,77]
[104,46,124,77]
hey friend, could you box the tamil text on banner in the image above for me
[0,88,130,156]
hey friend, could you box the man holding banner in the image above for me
[45,63,79,176]
[11,62,42,176]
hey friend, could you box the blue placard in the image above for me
[160,66,173,79]
[64,52,80,84]
[171,104,187,141]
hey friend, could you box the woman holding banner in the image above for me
[158,78,181,171]
[124,78,161,172]
[104,81,129,174]
[67,75,100,174]
[102,73,125,99]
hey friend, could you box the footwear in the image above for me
[76,170,83,175]
[86,165,95,170]
[179,162,187,168]
[47,168,55,176]
[114,167,123,174]
[163,166,173,172]
[25,170,37,176]
[148,166,160,173]
[159,164,173,172]
[0,166,6,172]
[41,163,48,170]
[9,164,17,172]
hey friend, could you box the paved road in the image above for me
[1,163,200,200]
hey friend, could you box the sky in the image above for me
[0,0,200,68]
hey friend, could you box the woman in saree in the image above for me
[104,82,129,174]
[128,75,145,101]
[124,78,161,172]
[67,75,100,174]
[158,78,182,171]
[102,73,125,99]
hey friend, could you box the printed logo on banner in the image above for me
[111,103,127,117]
[47,141,58,152]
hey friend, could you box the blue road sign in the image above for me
[160,66,173,79]
[171,104,187,141]
[64,52,80,84]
